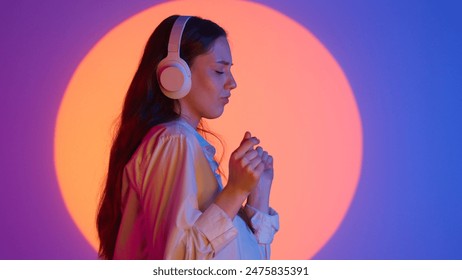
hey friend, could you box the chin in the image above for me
[204,108,225,119]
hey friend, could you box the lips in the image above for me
[221,94,231,103]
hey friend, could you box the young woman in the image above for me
[97,15,279,260]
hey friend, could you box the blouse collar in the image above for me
[177,118,217,163]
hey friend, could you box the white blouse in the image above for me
[113,118,279,259]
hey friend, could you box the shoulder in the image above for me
[145,119,196,144]
[125,119,202,180]
[137,119,200,156]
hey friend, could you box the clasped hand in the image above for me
[227,132,274,213]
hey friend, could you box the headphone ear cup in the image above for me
[157,55,191,99]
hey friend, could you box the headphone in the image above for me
[156,16,192,99]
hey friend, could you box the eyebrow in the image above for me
[216,60,233,66]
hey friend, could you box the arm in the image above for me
[140,133,237,259]
[244,204,280,259]
[244,134,279,259]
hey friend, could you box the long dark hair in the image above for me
[96,15,227,260]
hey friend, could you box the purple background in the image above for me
[1,0,461,259]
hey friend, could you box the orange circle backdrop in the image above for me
[54,0,362,259]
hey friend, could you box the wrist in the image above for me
[214,183,250,219]
[247,192,270,214]
[225,182,252,199]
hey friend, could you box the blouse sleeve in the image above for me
[245,204,280,259]
[137,133,238,259]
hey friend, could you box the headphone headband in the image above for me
[156,15,193,99]
[167,16,191,53]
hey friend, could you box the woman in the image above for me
[97,15,279,260]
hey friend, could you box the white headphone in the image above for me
[156,16,192,99]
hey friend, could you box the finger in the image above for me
[266,155,273,169]
[256,146,263,157]
[261,151,269,162]
[255,162,266,176]
[240,131,252,144]
[244,149,259,161]
[247,155,263,170]
[233,137,260,159]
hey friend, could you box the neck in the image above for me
[180,114,200,129]
[174,102,200,129]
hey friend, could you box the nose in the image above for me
[226,72,237,90]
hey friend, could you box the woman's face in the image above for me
[179,36,237,125]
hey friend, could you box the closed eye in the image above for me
[215,70,224,74]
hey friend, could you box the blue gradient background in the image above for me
[1,0,461,259]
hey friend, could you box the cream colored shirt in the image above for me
[113,119,279,259]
